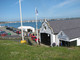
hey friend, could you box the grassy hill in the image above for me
[0,40,80,60]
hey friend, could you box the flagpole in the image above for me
[35,8,38,44]
[19,0,26,43]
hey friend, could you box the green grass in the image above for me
[0,40,80,60]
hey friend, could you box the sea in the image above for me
[0,22,42,29]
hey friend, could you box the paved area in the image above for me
[0,26,21,36]
[0,26,42,46]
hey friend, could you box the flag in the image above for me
[35,8,38,15]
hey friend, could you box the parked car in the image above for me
[0,30,2,34]
[6,27,13,31]
[13,30,17,33]
[6,27,10,30]
[31,36,39,42]
[0,30,2,33]
[16,31,21,34]
[7,32,11,35]
[0,31,7,36]
[0,30,2,31]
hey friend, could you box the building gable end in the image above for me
[40,21,52,34]
[58,31,69,41]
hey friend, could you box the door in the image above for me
[27,29,32,32]
[40,33,51,45]
[61,40,77,47]
[70,40,77,46]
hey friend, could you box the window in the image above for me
[44,26,46,30]
[61,32,63,36]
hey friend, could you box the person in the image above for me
[24,33,26,37]
[61,42,62,46]
[28,32,30,37]
[38,40,40,45]
[30,31,32,34]
[33,34,34,36]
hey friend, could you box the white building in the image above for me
[18,26,35,32]
[40,19,80,47]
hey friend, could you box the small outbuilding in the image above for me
[18,26,35,32]
[40,19,80,47]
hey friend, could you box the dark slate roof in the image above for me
[62,27,80,39]
[48,19,80,34]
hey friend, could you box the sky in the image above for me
[0,0,80,21]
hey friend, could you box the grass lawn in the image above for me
[0,40,80,60]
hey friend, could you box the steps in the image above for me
[27,37,37,45]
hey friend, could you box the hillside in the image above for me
[0,40,80,60]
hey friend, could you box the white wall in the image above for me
[77,38,80,46]
[55,35,59,46]
[52,34,56,43]
[40,22,52,34]
[50,34,56,46]
[18,26,35,32]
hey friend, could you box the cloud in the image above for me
[47,0,77,15]
[52,0,74,9]
[50,0,80,9]
[57,1,70,7]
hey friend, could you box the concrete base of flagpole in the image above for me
[20,40,27,43]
